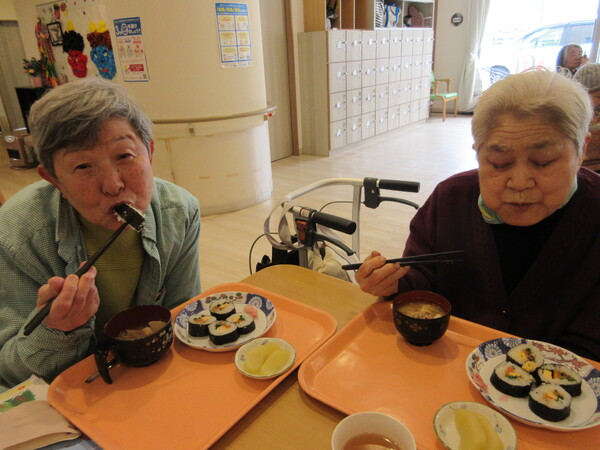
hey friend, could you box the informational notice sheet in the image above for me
[215,3,252,68]
[113,17,150,81]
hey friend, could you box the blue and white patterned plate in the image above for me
[466,337,600,431]
[434,401,517,450]
[174,291,276,352]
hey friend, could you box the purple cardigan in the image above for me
[398,168,600,361]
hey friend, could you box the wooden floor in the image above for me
[0,115,477,291]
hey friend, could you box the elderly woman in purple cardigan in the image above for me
[356,70,600,361]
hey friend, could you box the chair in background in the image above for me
[430,73,458,121]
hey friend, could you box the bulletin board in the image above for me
[34,0,118,83]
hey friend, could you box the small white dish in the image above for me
[434,401,517,450]
[331,411,416,450]
[235,337,296,379]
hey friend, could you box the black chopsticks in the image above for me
[23,222,131,336]
[341,250,464,271]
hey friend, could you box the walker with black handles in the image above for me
[255,177,421,276]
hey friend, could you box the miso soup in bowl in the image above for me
[392,290,451,346]
[331,411,416,450]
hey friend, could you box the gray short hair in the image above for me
[28,78,153,177]
[472,70,592,156]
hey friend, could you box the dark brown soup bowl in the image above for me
[95,305,173,383]
[392,290,451,346]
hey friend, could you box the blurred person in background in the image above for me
[574,62,600,173]
[556,44,589,76]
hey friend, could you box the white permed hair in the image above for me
[472,70,592,157]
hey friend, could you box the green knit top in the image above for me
[79,216,143,337]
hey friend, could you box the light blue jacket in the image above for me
[0,178,201,391]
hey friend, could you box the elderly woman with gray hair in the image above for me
[356,70,600,361]
[0,78,201,392]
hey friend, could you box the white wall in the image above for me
[12,0,268,119]
[0,0,16,20]
[433,0,471,112]
[10,0,274,215]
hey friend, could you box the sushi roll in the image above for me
[209,300,236,321]
[529,384,572,422]
[490,361,535,397]
[226,312,256,335]
[537,364,582,397]
[188,314,216,337]
[208,320,239,345]
[506,343,544,373]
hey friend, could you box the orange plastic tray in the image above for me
[48,283,337,449]
[298,302,600,450]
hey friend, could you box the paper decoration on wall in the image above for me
[87,21,117,80]
[34,19,60,87]
[62,20,88,78]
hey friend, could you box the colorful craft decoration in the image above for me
[34,19,60,87]
[86,21,117,80]
[62,20,87,78]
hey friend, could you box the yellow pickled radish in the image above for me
[455,409,485,450]
[473,412,503,450]
[454,409,503,450]
[243,342,281,374]
[259,348,290,375]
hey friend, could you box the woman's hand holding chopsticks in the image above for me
[354,251,411,297]
[33,266,99,333]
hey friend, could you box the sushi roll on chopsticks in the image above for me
[490,361,534,397]
[537,364,582,397]
[188,314,216,337]
[529,384,572,422]
[209,300,236,321]
[209,320,239,345]
[226,312,256,335]
[506,343,544,373]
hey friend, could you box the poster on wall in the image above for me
[215,3,252,68]
[113,17,149,82]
